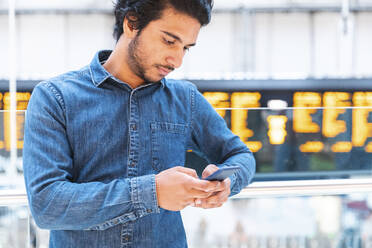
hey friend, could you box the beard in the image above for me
[127,32,175,84]
[127,33,160,84]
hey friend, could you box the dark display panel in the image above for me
[188,79,372,181]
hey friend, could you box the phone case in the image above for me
[204,166,240,181]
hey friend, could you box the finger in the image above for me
[175,166,198,178]
[214,178,231,192]
[205,190,229,205]
[205,180,222,192]
[198,180,224,193]
[181,196,198,208]
[206,193,223,205]
[189,177,219,192]
[202,164,219,179]
[224,178,231,187]
[187,188,214,199]
[197,198,225,209]
[204,203,223,209]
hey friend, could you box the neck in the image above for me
[103,38,144,89]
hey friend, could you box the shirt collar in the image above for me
[89,50,112,87]
[89,50,165,88]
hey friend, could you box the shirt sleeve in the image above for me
[23,82,159,231]
[190,85,256,196]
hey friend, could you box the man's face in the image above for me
[127,7,202,83]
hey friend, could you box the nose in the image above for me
[166,48,185,69]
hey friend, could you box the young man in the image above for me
[23,0,256,247]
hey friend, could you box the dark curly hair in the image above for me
[113,0,213,42]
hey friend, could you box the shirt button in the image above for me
[123,235,131,242]
[147,209,152,213]
[130,162,135,167]
[130,124,137,131]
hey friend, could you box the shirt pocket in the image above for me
[150,122,187,172]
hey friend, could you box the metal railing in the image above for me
[0,189,28,206]
[2,178,372,206]
[237,178,372,198]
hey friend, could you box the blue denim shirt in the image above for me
[23,50,255,248]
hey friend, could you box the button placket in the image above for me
[121,222,134,246]
[127,91,139,176]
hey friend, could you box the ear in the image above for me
[123,17,139,39]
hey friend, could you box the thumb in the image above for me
[202,164,219,179]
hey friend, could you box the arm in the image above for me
[23,83,159,231]
[190,86,256,196]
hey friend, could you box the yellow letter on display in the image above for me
[293,92,322,133]
[231,92,262,152]
[352,92,372,152]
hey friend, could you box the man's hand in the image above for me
[155,166,221,211]
[194,164,231,209]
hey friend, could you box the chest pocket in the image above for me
[151,122,187,172]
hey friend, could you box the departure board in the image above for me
[188,79,372,180]
[200,90,372,154]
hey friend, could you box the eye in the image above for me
[163,37,175,45]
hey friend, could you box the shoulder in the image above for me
[35,66,91,94]
[37,66,91,92]
[32,66,91,109]
[163,78,198,92]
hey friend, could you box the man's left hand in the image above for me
[194,164,231,209]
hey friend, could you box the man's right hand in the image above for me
[155,166,221,211]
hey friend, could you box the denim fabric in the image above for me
[23,50,256,248]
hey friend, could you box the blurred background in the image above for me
[1,0,372,247]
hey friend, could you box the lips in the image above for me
[157,65,173,77]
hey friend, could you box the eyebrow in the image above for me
[161,31,196,47]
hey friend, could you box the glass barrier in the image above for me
[2,192,372,248]
[0,205,30,248]
[0,188,47,248]
[182,193,372,248]
[0,203,49,248]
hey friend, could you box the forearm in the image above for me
[26,175,159,230]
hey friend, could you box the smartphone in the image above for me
[204,166,241,181]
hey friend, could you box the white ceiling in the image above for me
[1,0,372,11]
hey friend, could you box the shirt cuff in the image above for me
[229,172,239,196]
[130,174,160,215]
